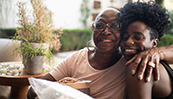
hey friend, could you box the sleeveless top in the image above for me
[152,61,173,99]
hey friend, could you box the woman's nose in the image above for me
[102,26,111,36]
[125,37,134,46]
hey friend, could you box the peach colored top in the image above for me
[50,48,127,99]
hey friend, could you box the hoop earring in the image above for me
[87,40,95,52]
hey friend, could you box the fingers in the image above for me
[125,55,137,66]
[126,55,142,76]
[131,58,141,75]
[145,59,155,82]
[145,66,153,82]
[137,56,148,80]
[144,54,155,82]
[136,57,160,82]
[148,62,155,68]
[127,48,161,82]
[153,58,160,81]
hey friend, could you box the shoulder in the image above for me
[68,48,87,58]
[50,48,89,80]
[60,48,88,66]
[66,48,88,61]
[152,62,173,98]
[126,62,153,99]
[126,61,173,99]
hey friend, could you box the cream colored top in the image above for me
[50,48,127,99]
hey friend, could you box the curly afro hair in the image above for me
[118,1,170,40]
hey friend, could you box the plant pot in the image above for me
[21,42,49,75]
[25,56,44,75]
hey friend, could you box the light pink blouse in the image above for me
[50,48,127,99]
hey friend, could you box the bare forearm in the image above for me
[159,45,173,64]
[41,73,57,81]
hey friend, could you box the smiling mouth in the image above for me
[125,49,136,52]
[123,49,137,54]
[101,39,113,43]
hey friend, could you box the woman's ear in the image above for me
[152,39,158,47]
[92,22,95,31]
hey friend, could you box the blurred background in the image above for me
[0,0,173,53]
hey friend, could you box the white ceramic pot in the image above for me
[22,42,49,75]
[25,56,44,75]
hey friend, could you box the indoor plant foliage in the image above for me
[12,0,62,74]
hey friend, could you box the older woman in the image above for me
[119,1,173,99]
[28,7,173,99]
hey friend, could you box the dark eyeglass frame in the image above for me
[94,21,121,31]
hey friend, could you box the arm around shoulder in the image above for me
[126,62,153,99]
[159,45,173,64]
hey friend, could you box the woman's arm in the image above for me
[126,62,154,99]
[126,45,173,82]
[126,61,173,99]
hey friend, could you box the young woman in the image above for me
[119,1,173,99]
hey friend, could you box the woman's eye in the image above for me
[96,23,104,29]
[134,36,143,40]
[111,24,119,29]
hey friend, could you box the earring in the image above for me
[87,40,95,52]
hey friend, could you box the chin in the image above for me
[124,55,134,61]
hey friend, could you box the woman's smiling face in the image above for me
[120,21,157,61]
[92,8,121,53]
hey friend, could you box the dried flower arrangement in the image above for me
[11,0,62,68]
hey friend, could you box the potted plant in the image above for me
[11,0,62,75]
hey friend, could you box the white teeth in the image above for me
[125,49,136,52]
[103,40,111,42]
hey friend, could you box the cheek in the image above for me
[120,40,125,48]
[143,42,153,50]
[113,31,121,41]
[138,41,152,51]
[117,35,121,42]
[120,41,124,53]
[93,32,100,45]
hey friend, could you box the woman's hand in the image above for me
[126,47,162,82]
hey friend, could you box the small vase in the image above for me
[25,56,44,75]
[21,42,49,75]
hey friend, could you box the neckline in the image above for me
[86,48,123,71]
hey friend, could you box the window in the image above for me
[94,1,101,9]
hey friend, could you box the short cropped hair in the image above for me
[118,1,170,40]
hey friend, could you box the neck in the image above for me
[89,48,122,70]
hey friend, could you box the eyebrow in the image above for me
[96,17,119,24]
[96,19,105,23]
[133,32,144,35]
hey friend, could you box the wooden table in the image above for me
[0,62,48,99]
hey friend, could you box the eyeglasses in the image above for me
[94,21,121,31]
